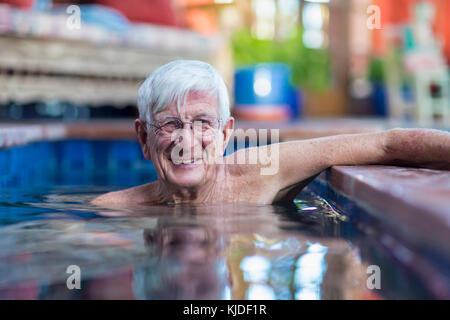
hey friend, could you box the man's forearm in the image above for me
[327,128,450,170]
[323,130,390,168]
[275,131,389,190]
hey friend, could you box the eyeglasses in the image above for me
[147,116,221,137]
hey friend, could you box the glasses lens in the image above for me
[193,118,220,136]
[159,119,182,134]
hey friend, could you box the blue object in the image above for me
[234,63,300,121]
[32,0,52,11]
[79,5,131,34]
[371,83,388,116]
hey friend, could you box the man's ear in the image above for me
[135,119,151,161]
[222,117,235,152]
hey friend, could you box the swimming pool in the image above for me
[0,139,445,299]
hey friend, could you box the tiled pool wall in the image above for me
[0,140,157,189]
[0,138,257,189]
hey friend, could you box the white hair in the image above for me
[137,60,230,125]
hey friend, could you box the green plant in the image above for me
[231,27,331,91]
[368,56,386,84]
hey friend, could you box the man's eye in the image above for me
[162,121,179,127]
[196,119,212,126]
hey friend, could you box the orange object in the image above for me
[372,0,450,62]
[233,105,291,122]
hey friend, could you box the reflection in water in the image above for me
[134,220,229,299]
[241,256,271,283]
[294,243,328,300]
[0,187,435,299]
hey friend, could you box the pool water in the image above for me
[0,140,437,299]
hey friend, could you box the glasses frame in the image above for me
[146,116,222,137]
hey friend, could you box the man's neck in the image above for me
[155,168,223,204]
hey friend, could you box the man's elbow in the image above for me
[383,127,450,168]
[384,127,445,153]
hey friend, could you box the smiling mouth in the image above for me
[169,157,202,165]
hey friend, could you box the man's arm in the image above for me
[258,128,450,201]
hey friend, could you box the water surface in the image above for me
[0,186,432,299]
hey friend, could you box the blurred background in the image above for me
[0,0,449,125]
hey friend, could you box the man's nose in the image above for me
[173,124,200,149]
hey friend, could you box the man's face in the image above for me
[136,91,234,189]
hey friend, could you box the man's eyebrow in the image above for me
[192,112,217,118]
[154,112,217,122]
[154,115,179,121]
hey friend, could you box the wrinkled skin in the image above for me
[92,92,450,206]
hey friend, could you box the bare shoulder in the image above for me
[222,148,280,203]
[223,148,271,182]
[91,182,158,205]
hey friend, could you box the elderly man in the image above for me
[93,60,450,205]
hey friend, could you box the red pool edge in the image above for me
[313,166,450,299]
